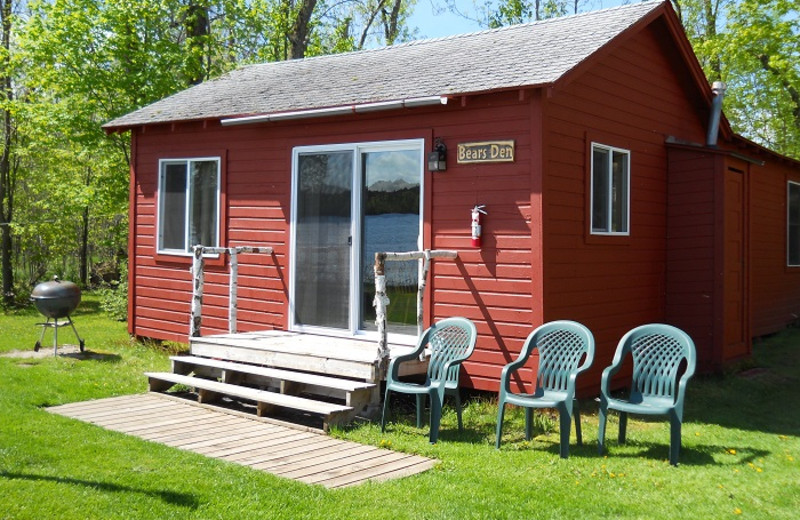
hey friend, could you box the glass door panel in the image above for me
[293,151,353,329]
[359,149,421,334]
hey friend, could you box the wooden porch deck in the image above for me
[48,393,437,489]
[189,330,425,381]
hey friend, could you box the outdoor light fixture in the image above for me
[428,138,447,172]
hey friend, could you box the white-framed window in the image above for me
[157,157,220,254]
[788,181,800,266]
[591,143,630,235]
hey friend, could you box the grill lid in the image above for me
[31,276,81,318]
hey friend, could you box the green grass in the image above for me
[1,298,798,519]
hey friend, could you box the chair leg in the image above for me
[618,412,628,444]
[429,393,443,444]
[598,405,607,455]
[416,394,425,428]
[573,399,583,446]
[559,410,572,459]
[670,417,682,466]
[381,389,391,432]
[495,402,506,449]
[524,407,534,441]
[453,389,464,431]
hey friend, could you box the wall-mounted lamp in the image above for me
[427,138,447,172]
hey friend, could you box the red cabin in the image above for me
[106,1,800,396]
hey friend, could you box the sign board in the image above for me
[457,140,515,164]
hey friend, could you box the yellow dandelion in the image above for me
[756,467,763,473]
[609,472,616,478]
[695,432,701,436]
[787,455,794,462]
[734,508,742,515]
[727,448,737,455]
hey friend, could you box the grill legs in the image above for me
[34,316,85,355]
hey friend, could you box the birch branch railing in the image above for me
[373,249,458,370]
[191,246,274,338]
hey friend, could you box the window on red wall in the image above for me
[591,143,630,235]
[157,157,221,255]
[788,181,800,266]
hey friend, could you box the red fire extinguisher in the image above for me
[471,205,487,248]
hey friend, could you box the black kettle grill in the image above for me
[30,276,85,355]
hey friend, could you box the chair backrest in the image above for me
[619,324,696,401]
[424,317,478,384]
[533,321,595,392]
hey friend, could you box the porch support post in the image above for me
[229,248,239,334]
[417,249,432,337]
[189,246,273,339]
[374,252,389,374]
[191,246,205,338]
[373,249,458,369]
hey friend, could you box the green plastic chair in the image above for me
[381,317,477,444]
[495,320,595,458]
[598,323,696,466]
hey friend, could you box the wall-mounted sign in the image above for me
[457,140,515,164]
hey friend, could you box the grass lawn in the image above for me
[1,296,798,519]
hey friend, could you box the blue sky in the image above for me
[407,0,633,39]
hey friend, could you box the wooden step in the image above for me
[190,332,380,381]
[170,355,376,409]
[145,372,354,431]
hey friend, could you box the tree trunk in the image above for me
[0,0,14,306]
[185,2,210,84]
[287,0,318,60]
[382,0,403,46]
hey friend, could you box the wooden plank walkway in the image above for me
[47,393,437,489]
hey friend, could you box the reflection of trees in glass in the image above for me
[365,186,419,215]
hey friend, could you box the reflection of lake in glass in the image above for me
[363,213,420,286]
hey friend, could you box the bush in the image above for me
[99,264,128,321]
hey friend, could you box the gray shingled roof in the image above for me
[104,1,663,129]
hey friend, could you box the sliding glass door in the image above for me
[291,140,422,339]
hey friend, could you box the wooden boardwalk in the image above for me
[48,393,436,489]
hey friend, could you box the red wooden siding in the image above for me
[129,92,540,392]
[539,22,709,391]
[749,154,800,336]
[665,148,717,369]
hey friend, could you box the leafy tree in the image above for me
[0,0,21,306]
[718,0,799,158]
[672,0,799,159]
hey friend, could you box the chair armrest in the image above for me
[497,331,539,392]
[673,363,695,410]
[386,340,428,383]
[600,356,625,397]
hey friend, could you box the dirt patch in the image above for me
[1,345,118,362]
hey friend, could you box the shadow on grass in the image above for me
[60,350,122,363]
[0,471,199,509]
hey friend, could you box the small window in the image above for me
[591,143,630,235]
[788,182,800,266]
[158,158,220,254]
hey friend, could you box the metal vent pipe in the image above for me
[706,81,727,147]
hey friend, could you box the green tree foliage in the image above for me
[718,0,800,158]
[671,0,799,159]
[2,0,415,311]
